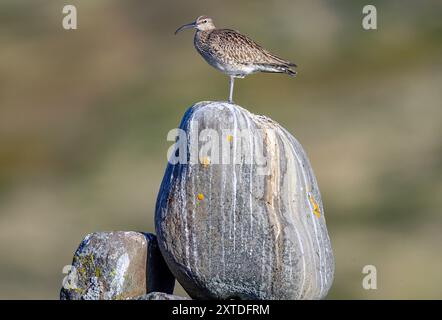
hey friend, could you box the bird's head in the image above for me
[175,16,216,35]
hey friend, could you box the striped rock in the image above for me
[155,101,334,300]
[60,231,175,300]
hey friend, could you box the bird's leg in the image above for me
[228,76,235,103]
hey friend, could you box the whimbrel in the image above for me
[175,16,297,103]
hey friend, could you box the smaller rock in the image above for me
[130,292,190,300]
[60,231,175,300]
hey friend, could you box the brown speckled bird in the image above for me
[175,15,297,103]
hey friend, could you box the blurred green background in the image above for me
[1,0,441,299]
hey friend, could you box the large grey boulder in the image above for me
[155,101,334,299]
[60,231,175,300]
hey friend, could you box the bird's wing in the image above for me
[208,29,296,67]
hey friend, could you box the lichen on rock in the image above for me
[60,231,175,300]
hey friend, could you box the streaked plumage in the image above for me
[175,16,297,102]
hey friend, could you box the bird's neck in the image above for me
[194,30,212,48]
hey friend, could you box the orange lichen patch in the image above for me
[197,193,205,201]
[227,134,233,142]
[308,194,321,218]
[200,156,211,167]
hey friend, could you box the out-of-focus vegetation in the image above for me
[0,0,441,299]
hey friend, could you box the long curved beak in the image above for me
[174,22,196,35]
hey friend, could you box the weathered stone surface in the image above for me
[60,231,175,300]
[155,101,334,300]
[130,292,190,300]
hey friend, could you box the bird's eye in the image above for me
[203,20,207,23]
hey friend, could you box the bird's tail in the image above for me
[284,68,297,77]
[257,63,297,77]
[267,53,297,68]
